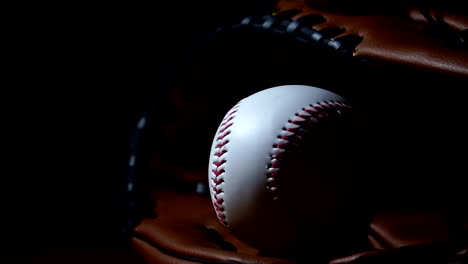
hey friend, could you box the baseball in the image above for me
[208,85,359,254]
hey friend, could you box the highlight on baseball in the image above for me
[208,84,362,255]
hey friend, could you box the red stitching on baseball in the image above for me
[210,103,240,227]
[266,101,352,200]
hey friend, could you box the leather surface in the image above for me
[276,0,468,78]
[132,187,296,264]
[131,185,468,263]
[130,1,468,263]
[329,245,468,264]
[132,238,203,264]
[207,85,354,253]
[370,209,453,248]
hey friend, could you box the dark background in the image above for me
[3,1,274,249]
[4,0,466,253]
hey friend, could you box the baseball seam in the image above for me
[210,103,240,227]
[266,100,352,200]
[210,100,351,227]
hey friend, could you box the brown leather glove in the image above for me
[129,1,468,263]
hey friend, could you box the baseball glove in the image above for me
[126,1,468,263]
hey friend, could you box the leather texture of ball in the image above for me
[208,85,357,253]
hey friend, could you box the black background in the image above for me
[4,0,467,252]
[3,1,274,248]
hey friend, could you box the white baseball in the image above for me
[208,85,356,254]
